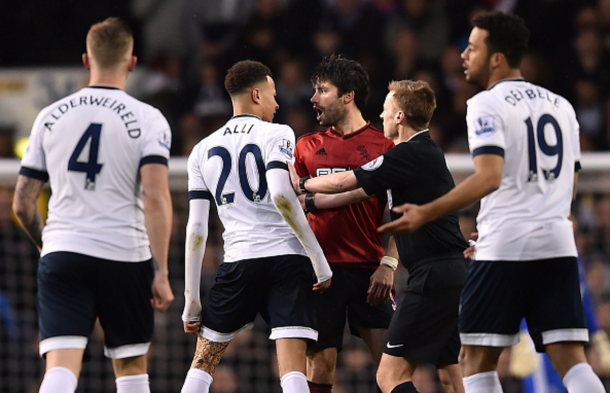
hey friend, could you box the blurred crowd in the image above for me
[4,0,610,392]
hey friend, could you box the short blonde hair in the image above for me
[86,17,133,69]
[388,80,437,130]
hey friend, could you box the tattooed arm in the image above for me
[12,175,46,251]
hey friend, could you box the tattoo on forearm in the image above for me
[190,335,229,375]
[14,176,44,249]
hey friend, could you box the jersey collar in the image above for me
[231,114,261,121]
[87,85,121,90]
[329,120,371,139]
[405,128,430,142]
[487,77,526,91]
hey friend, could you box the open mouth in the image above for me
[314,106,324,121]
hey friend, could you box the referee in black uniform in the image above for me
[289,80,468,393]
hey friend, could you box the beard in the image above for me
[465,58,492,89]
[319,102,349,127]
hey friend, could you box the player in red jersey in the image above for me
[293,55,397,393]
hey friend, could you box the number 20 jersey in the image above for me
[466,78,580,261]
[20,86,172,262]
[187,114,307,262]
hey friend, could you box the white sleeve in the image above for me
[140,109,172,162]
[565,101,581,163]
[187,142,209,193]
[182,198,211,322]
[466,94,506,156]
[21,109,49,174]
[266,166,332,283]
[265,124,296,166]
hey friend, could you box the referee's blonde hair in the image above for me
[388,80,436,131]
[86,17,133,70]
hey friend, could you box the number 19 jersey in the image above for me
[466,78,580,261]
[20,86,172,262]
[187,114,307,262]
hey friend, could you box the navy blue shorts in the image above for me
[384,257,468,366]
[309,267,394,352]
[200,254,318,342]
[37,252,154,359]
[459,257,588,352]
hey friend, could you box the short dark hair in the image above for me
[224,60,273,96]
[389,80,436,130]
[472,11,530,69]
[310,54,370,112]
[86,17,133,69]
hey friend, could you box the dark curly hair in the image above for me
[472,11,530,69]
[224,60,273,96]
[310,54,370,112]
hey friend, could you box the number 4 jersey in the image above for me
[187,114,307,262]
[20,85,172,262]
[466,78,580,261]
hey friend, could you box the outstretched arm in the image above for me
[141,163,174,312]
[379,154,503,234]
[13,175,46,251]
[267,166,332,290]
[289,162,360,195]
[182,198,211,334]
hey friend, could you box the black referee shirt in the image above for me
[354,130,468,270]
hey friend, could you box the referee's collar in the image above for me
[488,77,526,90]
[402,128,429,144]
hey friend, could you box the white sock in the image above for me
[181,368,213,393]
[116,374,149,393]
[280,371,309,393]
[463,371,503,393]
[39,366,78,393]
[563,362,605,393]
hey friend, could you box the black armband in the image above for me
[305,192,317,213]
[299,176,311,194]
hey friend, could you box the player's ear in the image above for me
[128,56,137,72]
[251,88,261,104]
[83,53,91,70]
[490,52,504,69]
[342,91,355,105]
[396,111,405,124]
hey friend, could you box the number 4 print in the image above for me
[68,123,103,190]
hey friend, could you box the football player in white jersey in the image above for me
[377,11,604,393]
[12,18,174,393]
[180,60,332,393]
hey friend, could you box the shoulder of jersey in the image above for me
[296,129,327,143]
[366,123,384,134]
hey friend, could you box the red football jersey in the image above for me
[294,121,394,269]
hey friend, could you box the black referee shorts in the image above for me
[384,257,468,366]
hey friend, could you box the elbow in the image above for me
[12,198,28,222]
[484,175,502,194]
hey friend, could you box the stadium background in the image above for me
[2,0,610,392]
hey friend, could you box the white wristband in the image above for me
[380,256,398,271]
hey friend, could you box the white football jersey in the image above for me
[467,78,580,260]
[20,85,171,262]
[187,114,307,262]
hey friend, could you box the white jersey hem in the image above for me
[542,328,589,344]
[104,342,151,359]
[199,323,254,343]
[268,326,318,341]
[459,332,520,347]
[40,336,87,356]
